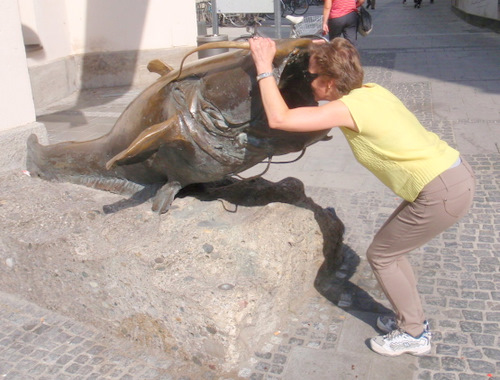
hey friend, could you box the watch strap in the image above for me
[256,72,273,82]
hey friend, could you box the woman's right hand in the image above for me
[322,23,329,35]
[249,37,276,75]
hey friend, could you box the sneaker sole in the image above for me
[370,341,431,357]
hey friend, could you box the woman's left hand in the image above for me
[249,37,276,74]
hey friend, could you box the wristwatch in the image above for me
[256,72,273,82]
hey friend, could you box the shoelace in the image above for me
[385,327,430,341]
[383,328,408,341]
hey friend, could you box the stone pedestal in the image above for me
[0,175,344,372]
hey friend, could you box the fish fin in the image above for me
[106,115,183,169]
[176,41,250,80]
[147,59,174,76]
[152,181,182,214]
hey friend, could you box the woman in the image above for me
[249,36,475,356]
[323,0,364,47]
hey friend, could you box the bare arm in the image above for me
[322,0,332,35]
[249,37,357,133]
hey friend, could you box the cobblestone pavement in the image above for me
[1,0,499,379]
[0,291,176,379]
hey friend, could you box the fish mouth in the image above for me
[175,39,317,110]
[278,48,318,109]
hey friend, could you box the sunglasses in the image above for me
[303,70,320,83]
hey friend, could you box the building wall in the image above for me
[0,0,36,132]
[451,0,499,21]
[0,0,48,173]
[17,0,198,109]
[20,0,197,68]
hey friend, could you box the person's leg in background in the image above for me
[327,12,359,47]
[341,12,359,46]
[327,16,345,39]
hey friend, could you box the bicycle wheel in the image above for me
[225,13,248,27]
[293,0,309,15]
[281,0,295,17]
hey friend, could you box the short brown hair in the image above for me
[309,38,364,95]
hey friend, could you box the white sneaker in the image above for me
[370,328,431,356]
[376,315,398,333]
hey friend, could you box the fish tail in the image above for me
[27,134,112,182]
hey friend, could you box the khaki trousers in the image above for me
[366,158,475,336]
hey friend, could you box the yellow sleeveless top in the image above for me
[339,83,459,201]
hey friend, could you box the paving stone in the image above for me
[272,354,287,365]
[482,323,500,335]
[436,344,460,356]
[443,333,469,345]
[467,359,496,373]
[486,312,500,322]
[418,371,432,380]
[433,373,458,380]
[450,299,469,308]
[470,334,496,347]
[461,347,483,359]
[459,321,482,333]
[419,356,441,370]
[483,348,500,361]
[458,374,491,380]
[441,356,467,371]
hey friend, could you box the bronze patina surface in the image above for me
[27,39,331,213]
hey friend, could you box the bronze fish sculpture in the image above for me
[27,39,331,214]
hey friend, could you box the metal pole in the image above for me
[274,0,281,38]
[212,0,219,35]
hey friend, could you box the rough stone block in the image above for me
[0,173,344,372]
